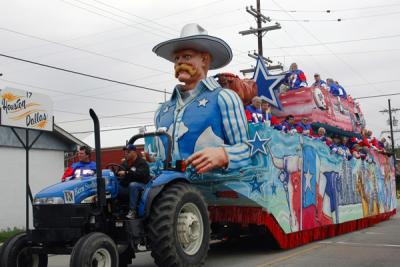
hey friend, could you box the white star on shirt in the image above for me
[163,106,169,113]
[198,98,208,107]
[304,170,313,192]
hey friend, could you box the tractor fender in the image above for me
[138,171,189,217]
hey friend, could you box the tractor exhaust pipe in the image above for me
[89,109,106,208]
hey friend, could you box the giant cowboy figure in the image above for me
[153,23,250,173]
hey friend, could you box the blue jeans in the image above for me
[118,182,145,209]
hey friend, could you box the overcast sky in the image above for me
[1,0,400,147]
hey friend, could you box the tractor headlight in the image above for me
[33,197,64,205]
[81,195,97,204]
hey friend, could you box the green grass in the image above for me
[0,227,24,243]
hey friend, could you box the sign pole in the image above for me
[26,128,29,230]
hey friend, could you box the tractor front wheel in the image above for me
[0,233,48,267]
[70,232,119,267]
[148,182,210,267]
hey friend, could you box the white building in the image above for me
[0,125,86,230]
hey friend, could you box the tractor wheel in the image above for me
[0,233,48,267]
[148,182,210,267]
[70,232,119,267]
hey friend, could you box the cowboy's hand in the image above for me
[186,147,228,174]
[117,171,126,177]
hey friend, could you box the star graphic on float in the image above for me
[252,56,286,109]
[271,183,277,195]
[246,132,271,156]
[198,98,208,107]
[304,169,313,192]
[246,174,264,194]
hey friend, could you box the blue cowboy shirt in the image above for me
[154,77,250,171]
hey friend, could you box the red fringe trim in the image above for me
[208,206,396,249]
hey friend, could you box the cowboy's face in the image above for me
[314,75,320,82]
[173,49,208,88]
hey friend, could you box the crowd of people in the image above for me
[245,97,388,161]
[285,62,348,99]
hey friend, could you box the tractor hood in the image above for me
[33,169,118,204]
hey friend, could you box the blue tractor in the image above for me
[0,109,210,267]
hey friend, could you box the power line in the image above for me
[268,48,400,58]
[70,123,154,134]
[58,110,156,124]
[261,3,400,13]
[268,33,400,50]
[0,53,171,94]
[0,26,169,74]
[91,0,177,33]
[271,0,383,95]
[354,92,400,100]
[0,78,160,105]
[59,0,171,39]
[270,10,400,22]
[154,0,226,20]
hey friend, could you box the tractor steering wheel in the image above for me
[106,163,127,178]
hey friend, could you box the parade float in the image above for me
[183,60,396,249]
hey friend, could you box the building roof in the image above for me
[0,124,88,152]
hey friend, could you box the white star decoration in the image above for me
[163,106,169,113]
[304,169,313,192]
[198,98,209,107]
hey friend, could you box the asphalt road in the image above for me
[48,206,400,267]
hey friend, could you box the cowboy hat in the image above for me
[152,23,232,70]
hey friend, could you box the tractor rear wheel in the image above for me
[148,182,210,267]
[0,233,48,267]
[70,232,119,267]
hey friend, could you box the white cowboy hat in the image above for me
[152,23,233,70]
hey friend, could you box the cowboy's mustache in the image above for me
[175,64,197,78]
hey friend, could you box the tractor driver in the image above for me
[152,23,250,174]
[117,144,150,219]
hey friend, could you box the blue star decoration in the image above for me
[252,56,286,110]
[271,183,277,195]
[246,174,264,194]
[246,131,271,156]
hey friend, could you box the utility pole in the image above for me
[239,0,282,75]
[380,100,398,184]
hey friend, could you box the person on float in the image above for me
[326,78,341,97]
[378,137,387,152]
[311,73,328,89]
[62,146,96,182]
[295,117,313,136]
[286,62,307,90]
[152,23,250,174]
[275,115,297,133]
[245,96,263,123]
[358,129,371,148]
[260,99,278,126]
[335,81,348,99]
